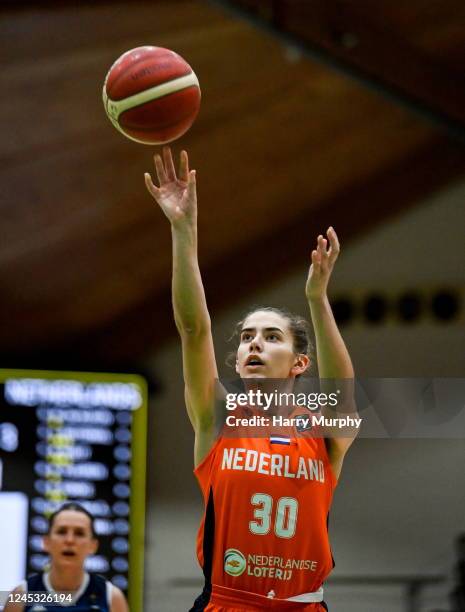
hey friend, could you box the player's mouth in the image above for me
[62,550,77,558]
[245,355,265,368]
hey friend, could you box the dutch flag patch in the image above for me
[269,434,291,445]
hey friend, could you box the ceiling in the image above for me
[1,0,464,369]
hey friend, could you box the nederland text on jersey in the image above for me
[221,447,326,482]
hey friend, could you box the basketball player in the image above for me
[145,148,357,611]
[4,503,128,612]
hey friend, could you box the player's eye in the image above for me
[241,333,252,342]
[267,334,279,341]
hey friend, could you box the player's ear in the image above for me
[89,537,99,555]
[291,354,310,376]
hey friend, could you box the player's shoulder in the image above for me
[108,583,128,612]
[3,582,27,612]
[8,582,27,595]
[95,576,126,609]
[13,580,28,592]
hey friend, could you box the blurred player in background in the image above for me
[4,502,128,612]
[145,148,357,611]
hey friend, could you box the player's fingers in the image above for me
[144,173,161,198]
[163,146,177,181]
[317,235,328,257]
[187,169,196,198]
[154,154,167,184]
[311,249,321,267]
[179,150,189,182]
[327,226,340,262]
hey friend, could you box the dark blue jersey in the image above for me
[24,572,110,612]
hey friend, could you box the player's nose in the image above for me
[249,335,263,351]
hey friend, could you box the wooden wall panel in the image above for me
[225,0,465,128]
[1,1,464,363]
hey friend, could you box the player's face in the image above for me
[43,511,97,569]
[236,311,308,379]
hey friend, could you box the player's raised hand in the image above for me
[306,227,340,301]
[144,146,196,227]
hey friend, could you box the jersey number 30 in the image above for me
[249,493,298,539]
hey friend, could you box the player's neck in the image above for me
[48,567,86,592]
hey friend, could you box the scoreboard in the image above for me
[0,369,147,611]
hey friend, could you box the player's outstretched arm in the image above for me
[145,147,217,465]
[305,227,357,476]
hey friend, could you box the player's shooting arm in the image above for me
[306,228,358,474]
[145,148,217,465]
[172,221,218,425]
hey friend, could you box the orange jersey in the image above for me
[194,419,337,606]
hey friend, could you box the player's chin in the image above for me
[242,371,267,379]
[59,552,80,564]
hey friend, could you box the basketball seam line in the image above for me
[105,73,200,120]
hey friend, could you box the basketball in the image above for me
[102,46,201,145]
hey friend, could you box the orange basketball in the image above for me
[103,46,201,145]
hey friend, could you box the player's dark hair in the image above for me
[227,306,314,373]
[48,502,96,538]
